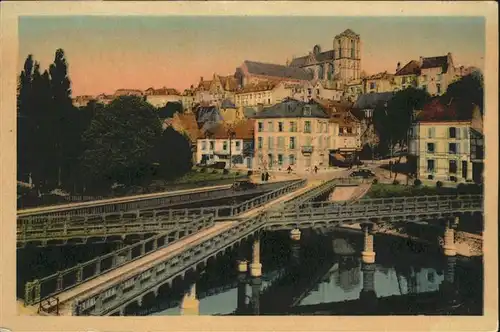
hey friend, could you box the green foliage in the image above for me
[157,102,183,119]
[443,72,484,117]
[81,96,163,187]
[373,87,431,152]
[154,126,193,180]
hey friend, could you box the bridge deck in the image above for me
[18,184,232,216]
[36,179,322,315]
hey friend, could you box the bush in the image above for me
[436,181,443,188]
[428,174,434,180]
[247,170,253,176]
[457,183,466,194]
[372,179,378,184]
[450,176,457,182]
[200,167,206,173]
[392,180,400,185]
[414,179,422,187]
[212,169,218,174]
[223,169,229,175]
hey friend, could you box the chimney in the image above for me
[419,56,423,66]
[200,76,204,82]
[396,62,401,73]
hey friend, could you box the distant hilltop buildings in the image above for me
[73,28,481,115]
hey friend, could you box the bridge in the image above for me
[17,180,291,221]
[17,179,306,247]
[18,177,483,316]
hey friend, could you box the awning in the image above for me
[329,153,346,161]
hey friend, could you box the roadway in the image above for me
[26,179,322,316]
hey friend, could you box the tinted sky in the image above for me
[18,16,485,96]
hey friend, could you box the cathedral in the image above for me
[288,29,362,85]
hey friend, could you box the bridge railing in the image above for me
[17,180,305,243]
[17,185,233,220]
[283,177,362,209]
[267,195,483,224]
[23,215,215,306]
[302,194,484,210]
[228,179,307,217]
[17,213,203,244]
[17,180,299,224]
[72,213,269,316]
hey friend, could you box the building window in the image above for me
[351,40,355,58]
[436,83,441,94]
[268,121,274,132]
[449,127,456,138]
[258,122,263,132]
[209,141,215,150]
[427,142,435,153]
[289,154,296,165]
[402,77,407,84]
[304,121,312,133]
[427,127,435,138]
[278,154,283,166]
[316,89,320,95]
[268,98,271,104]
[449,160,457,174]
[223,141,228,150]
[290,137,296,149]
[422,75,428,82]
[201,141,207,151]
[370,82,376,90]
[278,137,285,149]
[318,64,324,80]
[268,137,274,149]
[290,121,297,132]
[235,141,241,151]
[278,122,284,132]
[258,137,263,149]
[427,159,435,172]
[449,143,457,154]
[307,88,312,96]
[437,74,442,81]
[268,154,273,168]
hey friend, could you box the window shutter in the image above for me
[456,143,461,155]
[456,128,461,139]
[464,141,469,154]
[431,127,435,138]
[462,127,468,139]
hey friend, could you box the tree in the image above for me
[373,87,430,153]
[17,55,35,182]
[443,72,484,117]
[49,48,78,187]
[157,101,183,120]
[81,96,163,189]
[154,127,193,181]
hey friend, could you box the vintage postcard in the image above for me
[1,1,498,331]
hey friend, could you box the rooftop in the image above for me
[354,92,394,110]
[253,98,329,119]
[243,60,313,81]
[395,60,421,76]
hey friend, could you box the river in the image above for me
[128,228,483,316]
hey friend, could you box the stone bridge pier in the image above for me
[440,256,459,305]
[361,223,376,264]
[250,234,262,278]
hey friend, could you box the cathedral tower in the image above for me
[333,29,361,83]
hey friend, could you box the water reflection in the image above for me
[143,232,479,316]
